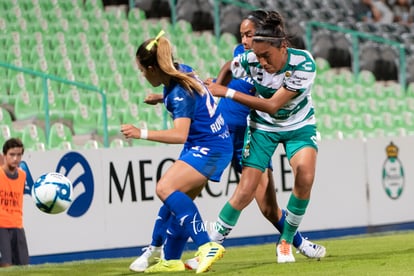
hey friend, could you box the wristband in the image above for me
[140,129,148,140]
[225,88,236,99]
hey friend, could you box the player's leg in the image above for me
[155,159,226,273]
[209,166,263,243]
[130,177,209,272]
[129,205,170,272]
[255,169,325,260]
[278,125,319,263]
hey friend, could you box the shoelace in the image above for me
[279,241,291,255]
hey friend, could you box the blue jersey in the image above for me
[218,44,254,130]
[163,64,231,148]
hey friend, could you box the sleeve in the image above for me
[166,87,196,120]
[230,51,252,79]
[284,57,316,94]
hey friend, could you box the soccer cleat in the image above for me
[184,256,199,270]
[129,245,163,272]
[277,240,295,263]
[195,242,225,273]
[298,238,326,259]
[209,221,232,244]
[144,259,185,273]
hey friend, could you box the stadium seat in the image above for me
[0,124,15,146]
[72,103,98,135]
[109,138,126,148]
[356,70,376,87]
[0,107,13,125]
[47,122,73,150]
[13,90,40,121]
[340,114,363,139]
[121,102,141,124]
[315,57,331,75]
[96,104,122,137]
[38,89,67,121]
[83,139,103,149]
[21,123,47,152]
[128,8,146,23]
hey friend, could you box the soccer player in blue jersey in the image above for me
[121,31,232,273]
[207,11,322,264]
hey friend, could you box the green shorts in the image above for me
[241,124,318,172]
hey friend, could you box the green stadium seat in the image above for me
[72,103,98,135]
[110,138,127,148]
[315,57,331,74]
[47,122,73,149]
[0,124,17,147]
[357,70,376,87]
[0,107,13,125]
[21,123,47,152]
[96,104,122,137]
[361,113,384,139]
[128,8,146,23]
[83,139,103,149]
[13,90,40,121]
[38,89,67,121]
[121,102,141,124]
[406,82,414,98]
[340,114,363,139]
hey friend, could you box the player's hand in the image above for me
[206,82,227,98]
[120,124,141,139]
[204,78,214,85]
[144,94,163,105]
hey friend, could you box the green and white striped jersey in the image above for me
[231,48,316,132]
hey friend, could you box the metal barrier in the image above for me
[0,62,109,147]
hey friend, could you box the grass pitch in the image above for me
[2,231,414,275]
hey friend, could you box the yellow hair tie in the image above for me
[145,30,165,51]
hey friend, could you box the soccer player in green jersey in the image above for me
[207,10,321,263]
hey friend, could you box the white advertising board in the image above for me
[20,137,413,258]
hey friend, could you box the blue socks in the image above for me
[150,204,171,247]
[163,191,210,247]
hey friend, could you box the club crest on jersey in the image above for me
[285,71,292,77]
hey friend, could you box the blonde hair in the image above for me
[136,36,204,95]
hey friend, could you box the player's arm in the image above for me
[208,83,297,114]
[215,60,232,86]
[144,93,163,105]
[121,117,190,144]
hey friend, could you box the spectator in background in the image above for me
[390,0,414,25]
[354,0,394,23]
[0,138,29,267]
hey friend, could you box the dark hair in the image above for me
[253,11,292,47]
[3,137,24,155]
[244,10,268,28]
[136,35,204,94]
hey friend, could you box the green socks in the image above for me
[281,194,309,244]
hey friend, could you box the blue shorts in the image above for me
[179,144,232,182]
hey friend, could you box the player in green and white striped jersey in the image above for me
[207,11,321,264]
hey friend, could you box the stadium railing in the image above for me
[0,61,110,147]
[305,21,406,88]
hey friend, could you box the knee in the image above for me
[296,164,315,183]
[155,181,171,201]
